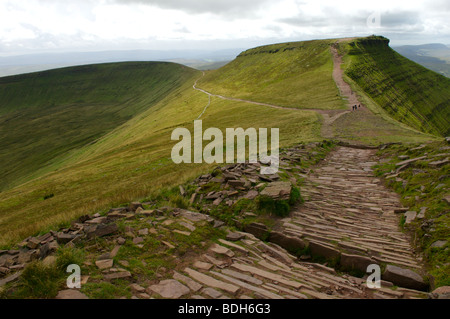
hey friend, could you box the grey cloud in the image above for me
[380,11,421,27]
[279,9,423,31]
[110,0,272,17]
[427,0,450,11]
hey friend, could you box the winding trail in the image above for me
[192,43,361,139]
[191,45,426,291]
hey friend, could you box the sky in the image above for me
[0,0,449,56]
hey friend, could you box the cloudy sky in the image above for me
[0,0,449,56]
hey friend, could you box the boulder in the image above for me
[430,240,447,248]
[382,265,428,291]
[404,211,417,224]
[104,271,132,281]
[95,259,113,269]
[55,289,89,299]
[443,195,450,205]
[340,253,374,272]
[243,222,269,240]
[431,286,450,299]
[0,271,21,287]
[226,232,245,242]
[395,156,427,167]
[429,158,449,168]
[228,179,246,188]
[129,283,146,293]
[269,231,306,252]
[210,244,234,258]
[309,241,341,260]
[244,190,259,200]
[86,223,118,239]
[213,197,223,206]
[56,233,76,244]
[85,216,108,225]
[213,220,225,228]
[27,237,41,249]
[128,202,143,212]
[417,207,427,219]
[147,279,190,299]
[260,181,291,200]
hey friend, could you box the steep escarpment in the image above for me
[341,36,450,137]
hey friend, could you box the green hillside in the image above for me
[0,62,196,191]
[0,36,443,248]
[339,36,450,137]
[0,62,320,247]
[197,39,345,110]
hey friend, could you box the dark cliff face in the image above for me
[347,36,391,55]
[356,36,390,47]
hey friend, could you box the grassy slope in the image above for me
[0,68,320,247]
[331,107,438,146]
[197,40,345,110]
[374,142,450,288]
[0,36,443,248]
[0,62,196,191]
[339,36,450,137]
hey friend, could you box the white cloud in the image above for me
[0,0,448,56]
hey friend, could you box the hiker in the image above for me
[358,104,361,108]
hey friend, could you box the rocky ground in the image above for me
[373,140,450,289]
[0,140,448,299]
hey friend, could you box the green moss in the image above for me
[8,261,64,299]
[81,281,131,299]
[376,141,450,287]
[256,195,290,217]
[56,246,85,271]
[289,186,303,205]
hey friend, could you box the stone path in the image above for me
[276,146,423,272]
[148,211,427,299]
[157,213,428,299]
[1,143,432,299]
[192,44,357,141]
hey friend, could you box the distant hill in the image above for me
[0,62,197,191]
[0,49,242,77]
[393,43,450,77]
